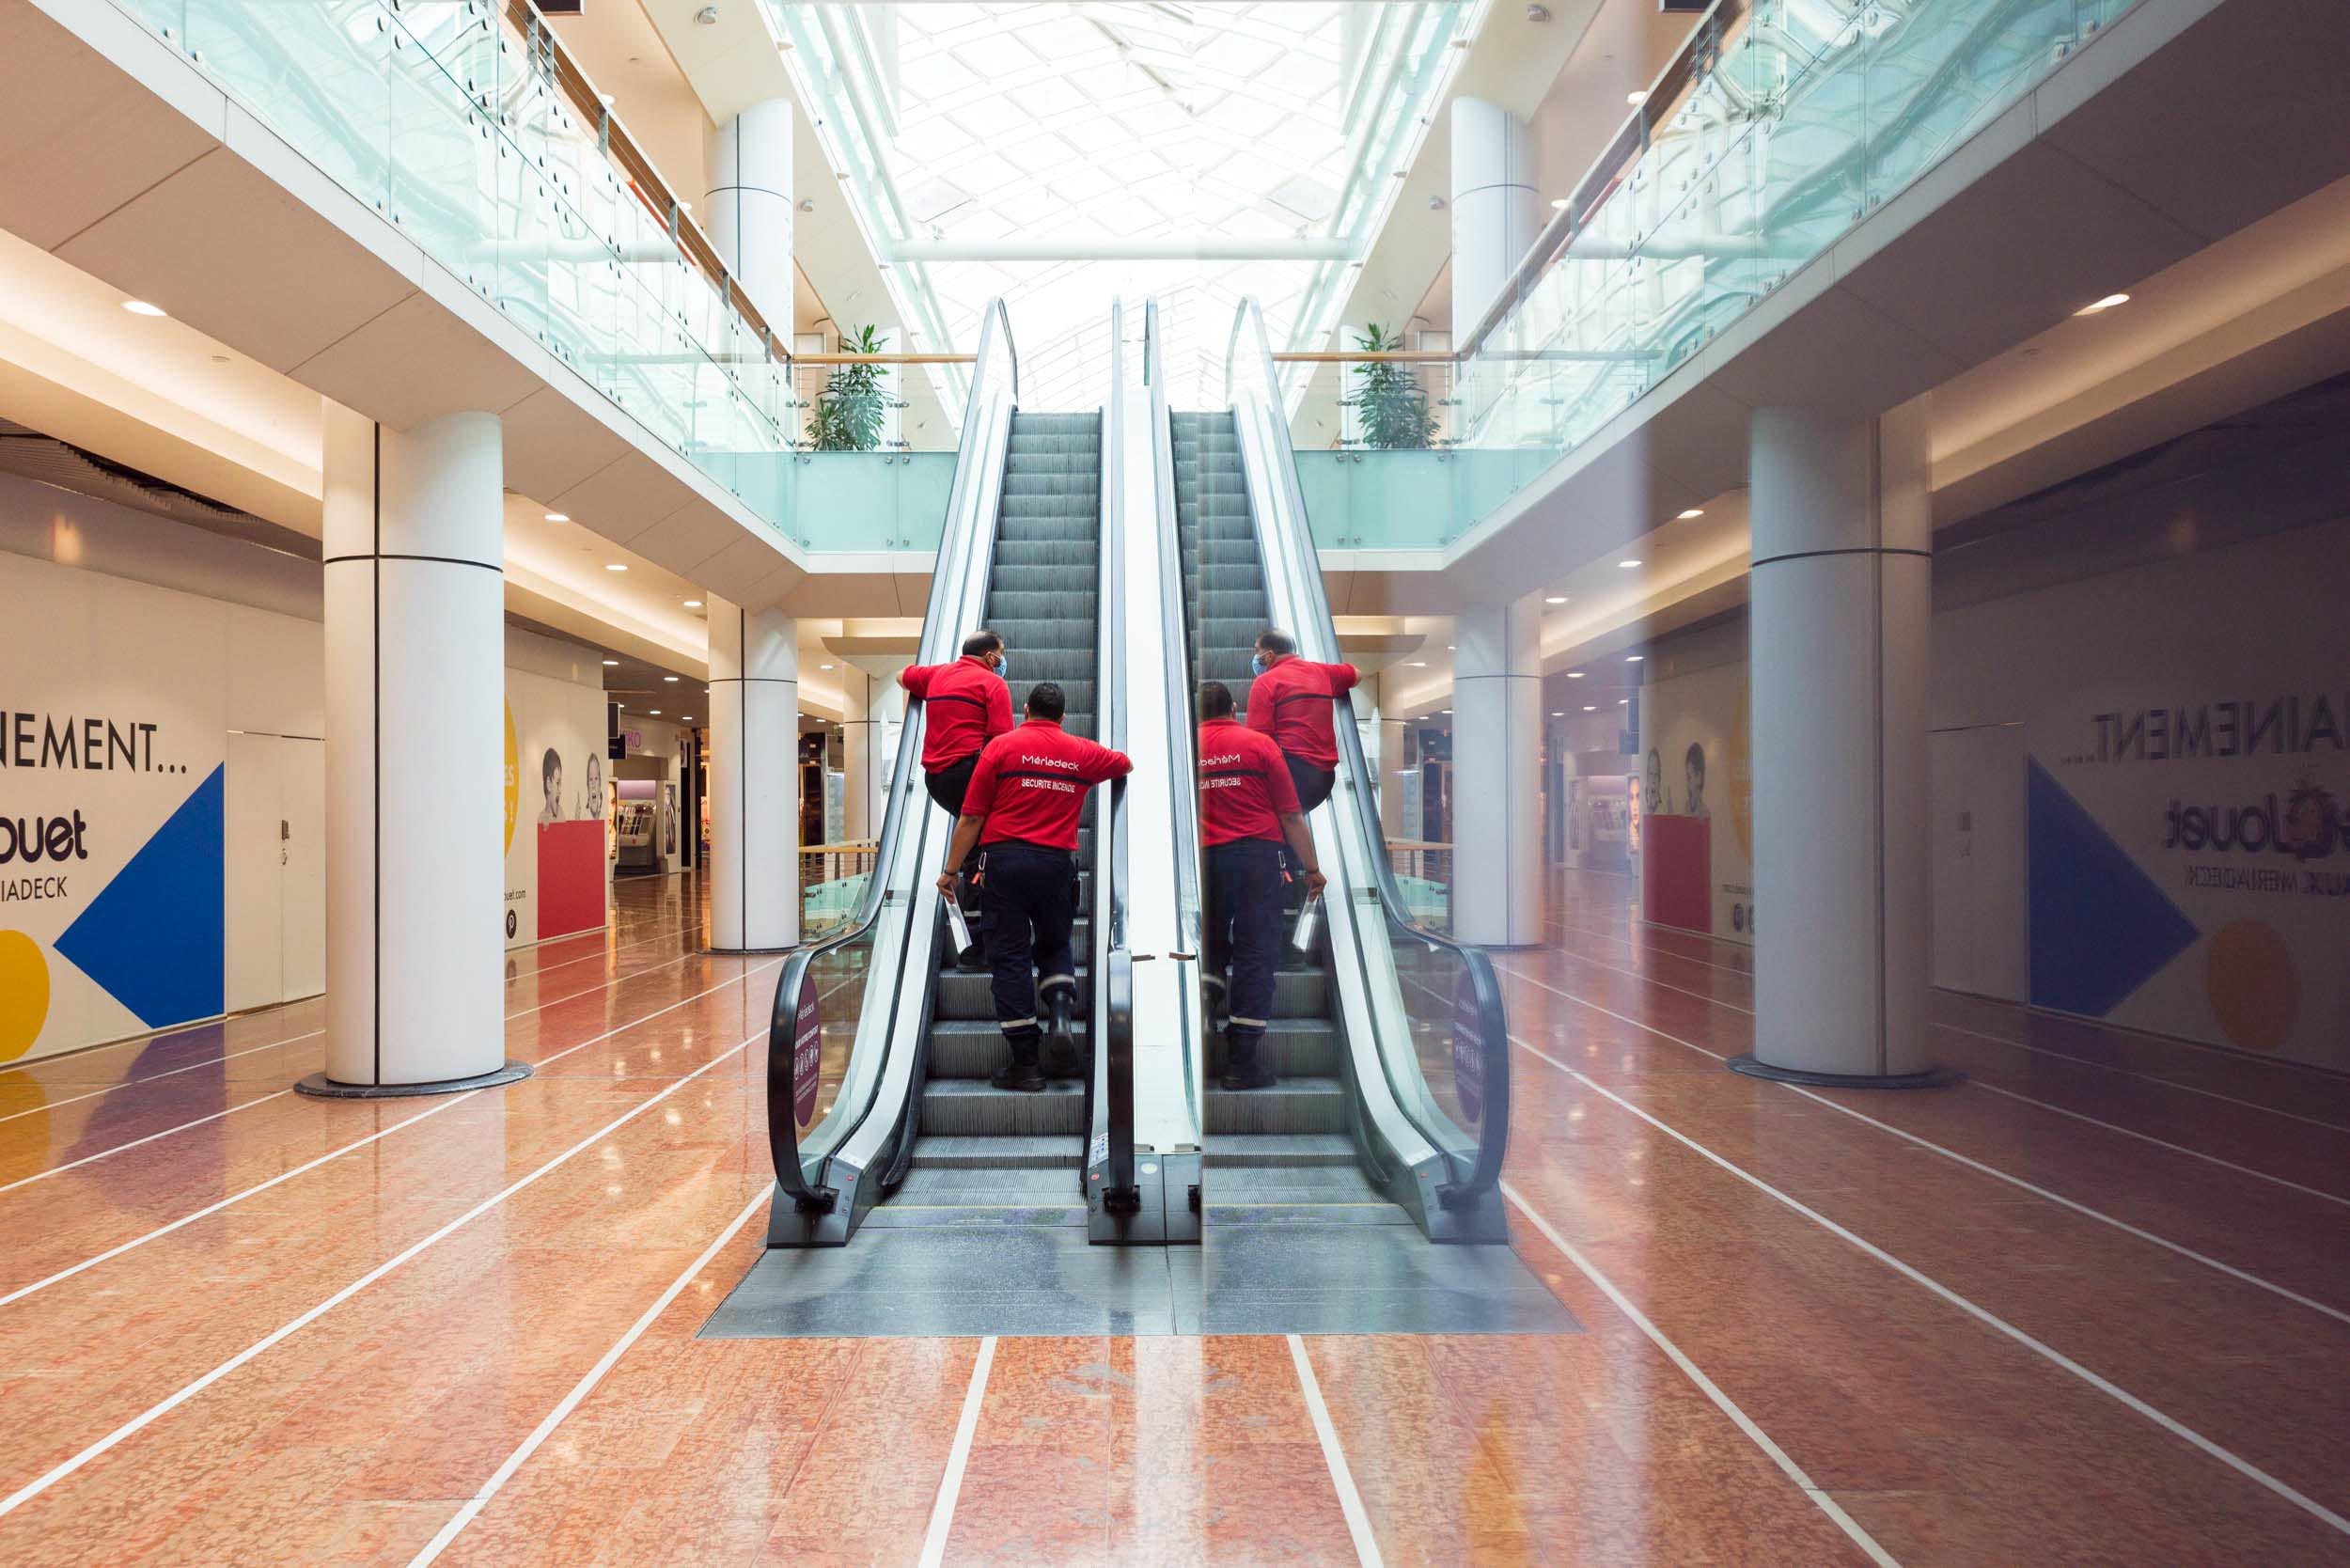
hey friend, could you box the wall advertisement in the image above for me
[2026,689,2347,1065]
[1637,663,1755,944]
[0,553,294,1067]
[503,662,609,949]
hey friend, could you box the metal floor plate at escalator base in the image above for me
[701,1224,1580,1340]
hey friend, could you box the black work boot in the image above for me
[991,1042,1047,1093]
[1219,1035,1276,1091]
[1042,990,1080,1076]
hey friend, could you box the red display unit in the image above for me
[537,819,607,941]
[1642,813,1712,933]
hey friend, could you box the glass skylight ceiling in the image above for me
[774,2,1478,414]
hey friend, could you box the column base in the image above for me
[706,945,800,957]
[1727,1053,1962,1090]
[295,1060,534,1099]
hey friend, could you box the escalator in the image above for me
[901,411,1103,1220]
[1170,413,1376,1216]
[1172,300,1515,1245]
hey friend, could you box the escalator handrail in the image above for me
[766,298,1017,1211]
[1143,298,1204,1139]
[1220,298,1512,1205]
[1096,300,1136,1211]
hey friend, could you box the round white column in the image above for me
[307,406,524,1097]
[1740,400,1950,1087]
[706,100,794,342]
[709,596,800,952]
[1451,592,1544,948]
[1450,97,1539,339]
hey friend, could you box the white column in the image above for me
[1742,400,1947,1085]
[1451,592,1544,948]
[840,659,909,841]
[709,596,799,952]
[1450,97,1539,338]
[706,100,794,343]
[309,406,520,1096]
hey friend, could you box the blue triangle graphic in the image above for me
[2027,757,2198,1016]
[55,764,225,1029]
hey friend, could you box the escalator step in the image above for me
[909,1135,1085,1170]
[1200,1133,1360,1168]
[1205,1018,1339,1075]
[927,1009,1089,1063]
[919,1076,1087,1137]
[1205,1076,1348,1135]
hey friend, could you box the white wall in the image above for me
[1639,514,2350,1068]
[3,476,615,1063]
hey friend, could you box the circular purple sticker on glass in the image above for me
[791,969,822,1131]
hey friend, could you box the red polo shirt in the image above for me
[1198,717,1302,846]
[1245,655,1360,770]
[900,654,1013,771]
[963,718,1133,851]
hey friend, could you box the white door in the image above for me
[280,737,325,1000]
[224,732,284,1013]
[1929,724,2029,1001]
[224,733,328,1012]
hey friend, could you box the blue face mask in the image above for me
[1250,653,1272,677]
[994,654,1010,682]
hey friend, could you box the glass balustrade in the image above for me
[1298,0,2142,554]
[106,0,952,552]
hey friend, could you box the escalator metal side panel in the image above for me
[768,397,1017,1248]
[1222,397,1473,1243]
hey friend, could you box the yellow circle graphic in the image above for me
[0,931,52,1064]
[1729,685,1754,863]
[503,699,520,857]
[2204,918,2298,1053]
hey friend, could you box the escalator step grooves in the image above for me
[902,412,1104,1207]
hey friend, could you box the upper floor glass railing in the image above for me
[106,0,960,552]
[1289,0,2142,553]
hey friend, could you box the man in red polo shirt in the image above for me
[1245,628,1359,907]
[1198,681,1324,1090]
[901,629,1014,965]
[1244,628,1360,813]
[935,682,1132,1091]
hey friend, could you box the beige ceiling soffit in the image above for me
[504,558,705,666]
[0,345,319,533]
[1934,264,2350,524]
[502,581,706,682]
[1543,544,1749,671]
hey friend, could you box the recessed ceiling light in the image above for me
[600,92,615,105]
[682,599,702,608]
[1583,704,1597,712]
[1618,558,1641,569]
[1566,671,1585,680]
[602,659,619,666]
[544,511,570,523]
[1406,660,1427,667]
[1620,698,1629,705]
[1550,711,1563,717]
[1625,654,1644,663]
[1625,89,1648,105]
[1677,508,1704,519]
[2076,292,2131,315]
[1445,644,1455,651]
[1543,595,1567,604]
[1438,709,1452,715]
[1549,197,1572,210]
[650,710,661,715]
[664,675,680,682]
[121,299,167,317]
[605,563,628,572]
[819,663,834,670]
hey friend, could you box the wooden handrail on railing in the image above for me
[502,0,780,349]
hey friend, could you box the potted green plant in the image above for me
[811,324,888,451]
[1342,323,1437,449]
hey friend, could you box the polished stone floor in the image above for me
[0,869,2344,1563]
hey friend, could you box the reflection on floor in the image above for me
[0,867,2343,1563]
